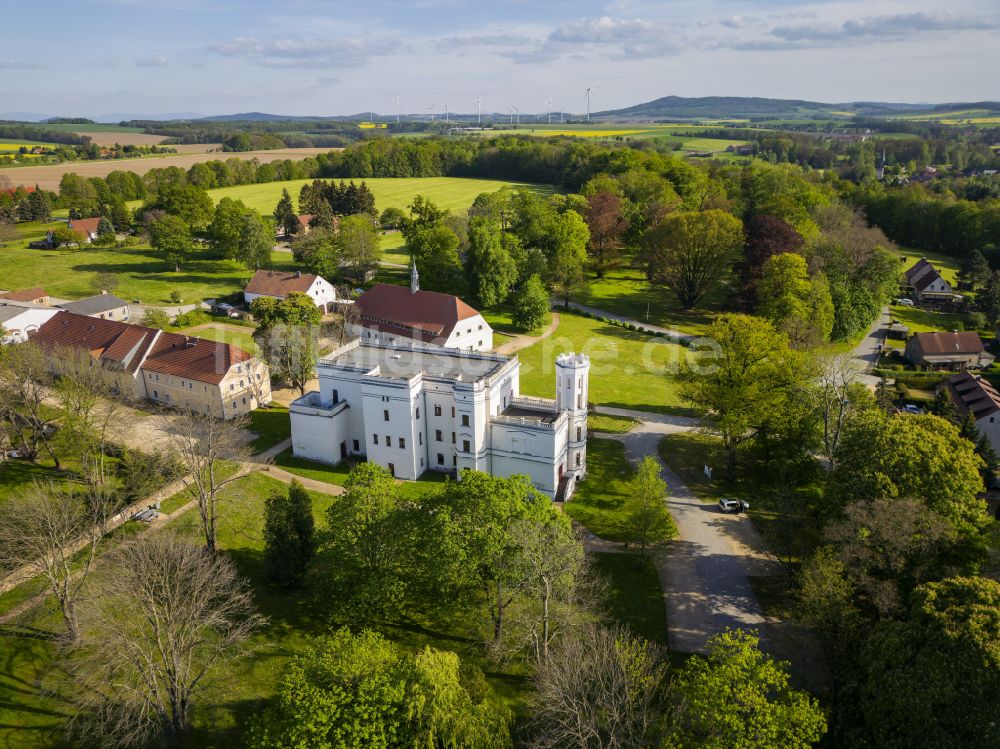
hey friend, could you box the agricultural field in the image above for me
[895,108,1000,125]
[23,123,145,133]
[2,148,334,191]
[515,310,691,416]
[206,176,553,216]
[0,221,299,304]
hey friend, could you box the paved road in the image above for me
[593,416,774,654]
[852,305,891,386]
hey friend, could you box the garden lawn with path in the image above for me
[565,438,636,541]
[577,267,725,338]
[516,310,691,416]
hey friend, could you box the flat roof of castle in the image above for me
[321,340,510,383]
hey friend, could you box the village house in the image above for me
[57,292,131,321]
[350,265,493,352]
[904,258,956,305]
[904,330,995,370]
[0,303,60,344]
[0,287,49,306]
[30,311,271,419]
[289,339,588,500]
[243,269,337,312]
[942,372,1000,455]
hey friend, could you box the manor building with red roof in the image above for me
[30,310,271,418]
[350,265,493,352]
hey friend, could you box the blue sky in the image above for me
[2,0,997,118]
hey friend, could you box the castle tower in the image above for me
[410,261,419,294]
[556,352,590,480]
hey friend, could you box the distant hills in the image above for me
[594,95,1000,121]
[3,96,1000,125]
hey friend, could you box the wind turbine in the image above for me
[428,102,436,122]
[513,105,520,126]
[444,102,449,124]
[585,87,593,123]
[508,107,513,126]
[473,97,482,126]
[393,96,400,124]
[545,97,552,124]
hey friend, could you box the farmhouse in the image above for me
[0,287,49,305]
[289,339,589,500]
[904,331,995,370]
[904,258,955,304]
[350,265,493,352]
[942,372,1000,454]
[30,311,271,419]
[243,269,337,312]
[57,292,131,321]
[0,303,60,344]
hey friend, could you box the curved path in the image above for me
[493,311,561,355]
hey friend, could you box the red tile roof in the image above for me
[245,269,317,297]
[356,284,480,344]
[68,217,101,236]
[0,287,47,302]
[297,214,314,229]
[31,311,252,384]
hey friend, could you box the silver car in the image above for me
[718,498,749,513]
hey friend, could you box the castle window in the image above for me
[399,437,406,449]
[462,415,470,426]
[384,409,389,421]
[436,430,443,442]
[462,440,471,453]
[386,435,392,447]
[373,434,379,445]
[434,404,441,416]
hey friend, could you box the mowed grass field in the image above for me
[206,176,553,215]
[515,310,691,416]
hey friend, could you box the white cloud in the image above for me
[208,36,393,68]
[0,61,44,69]
[136,55,168,67]
[771,12,994,43]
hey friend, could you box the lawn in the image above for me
[888,303,978,334]
[248,406,291,453]
[206,177,553,216]
[588,412,637,434]
[0,223,299,304]
[577,267,725,337]
[516,310,691,416]
[273,447,450,499]
[177,322,258,354]
[591,552,667,644]
[565,438,636,540]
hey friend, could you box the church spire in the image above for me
[410,260,419,294]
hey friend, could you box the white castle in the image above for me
[289,339,590,499]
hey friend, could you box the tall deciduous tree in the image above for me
[679,314,812,478]
[236,212,273,271]
[0,341,60,465]
[291,227,340,280]
[68,534,265,746]
[149,214,192,272]
[0,482,115,642]
[409,224,464,296]
[643,209,744,309]
[529,623,669,749]
[263,480,316,587]
[624,456,675,557]
[166,407,254,553]
[736,214,804,309]
[665,629,827,749]
[248,628,512,749]
[336,214,381,274]
[465,217,516,308]
[584,191,628,277]
[857,577,1000,749]
[758,253,835,347]
[512,274,550,331]
[209,197,251,258]
[252,292,323,396]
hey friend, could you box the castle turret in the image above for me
[556,352,590,480]
[410,261,419,294]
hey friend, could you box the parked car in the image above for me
[718,497,750,514]
[902,404,924,415]
[895,298,915,307]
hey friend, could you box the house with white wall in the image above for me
[289,339,588,499]
[0,303,60,344]
[944,372,1000,454]
[243,269,337,312]
[350,265,493,352]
